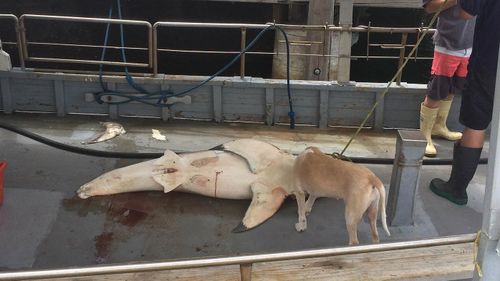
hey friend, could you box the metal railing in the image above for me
[18,14,153,69]
[1,14,436,82]
[0,14,24,69]
[0,233,475,280]
[153,22,271,77]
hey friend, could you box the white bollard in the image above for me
[0,39,12,71]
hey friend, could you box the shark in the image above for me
[77,139,296,232]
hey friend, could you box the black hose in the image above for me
[0,121,163,159]
[0,121,488,165]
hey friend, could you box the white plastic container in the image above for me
[0,39,13,71]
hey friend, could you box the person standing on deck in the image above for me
[430,0,500,205]
[420,0,476,157]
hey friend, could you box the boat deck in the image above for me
[0,114,485,279]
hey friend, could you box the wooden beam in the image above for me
[337,0,354,83]
[48,242,474,281]
[251,243,474,281]
[306,1,334,81]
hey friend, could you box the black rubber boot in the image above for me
[429,142,482,205]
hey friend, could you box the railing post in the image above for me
[387,129,426,226]
[337,0,353,83]
[240,28,247,79]
[239,263,252,281]
[396,33,408,85]
[153,24,158,76]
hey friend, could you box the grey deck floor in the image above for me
[0,114,487,272]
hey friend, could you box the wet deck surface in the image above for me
[0,114,487,271]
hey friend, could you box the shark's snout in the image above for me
[77,183,95,199]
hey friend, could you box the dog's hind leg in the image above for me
[305,195,318,216]
[345,209,362,245]
[367,196,380,243]
[345,196,370,245]
[294,191,307,232]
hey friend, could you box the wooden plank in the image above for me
[54,80,66,117]
[265,87,275,126]
[161,83,171,121]
[213,85,223,123]
[107,82,119,120]
[252,242,474,281]
[47,242,473,281]
[374,91,385,131]
[0,77,13,114]
[319,90,329,128]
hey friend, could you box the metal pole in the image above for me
[240,28,247,79]
[473,43,500,281]
[153,24,159,76]
[148,25,153,70]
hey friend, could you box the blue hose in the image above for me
[96,0,295,128]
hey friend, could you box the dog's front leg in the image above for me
[294,191,307,232]
[305,195,318,216]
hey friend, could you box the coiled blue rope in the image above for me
[96,0,295,128]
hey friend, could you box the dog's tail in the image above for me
[376,183,391,237]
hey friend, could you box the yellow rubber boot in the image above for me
[432,99,462,141]
[432,99,463,141]
[420,103,439,157]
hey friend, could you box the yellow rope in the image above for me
[336,0,449,157]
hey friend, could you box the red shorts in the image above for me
[427,50,470,100]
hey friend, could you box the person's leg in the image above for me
[429,128,483,205]
[423,95,441,108]
[429,68,494,205]
[420,97,439,157]
[461,127,486,148]
[431,94,463,140]
[431,54,469,142]
[421,51,460,157]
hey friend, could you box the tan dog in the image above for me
[293,147,391,245]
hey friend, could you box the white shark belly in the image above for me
[178,152,255,199]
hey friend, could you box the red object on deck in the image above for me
[0,161,6,206]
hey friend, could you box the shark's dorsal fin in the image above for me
[220,139,282,174]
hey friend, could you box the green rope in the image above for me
[335,0,448,159]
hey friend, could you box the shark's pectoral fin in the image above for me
[152,150,186,193]
[232,183,288,233]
